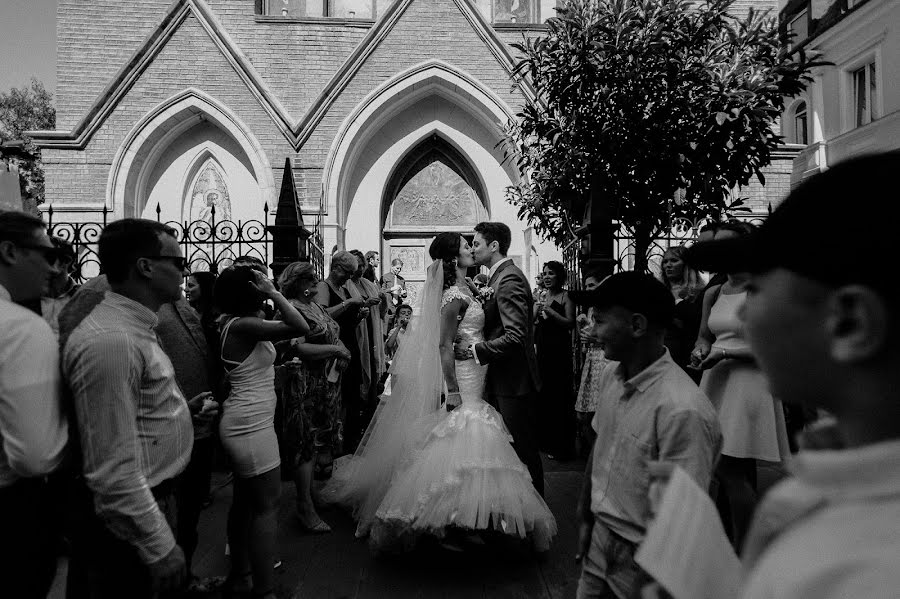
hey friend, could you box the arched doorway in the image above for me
[381,136,488,308]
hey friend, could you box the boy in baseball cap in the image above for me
[683,152,900,599]
[573,272,721,598]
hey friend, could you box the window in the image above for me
[793,101,808,145]
[852,62,879,127]
[787,9,808,47]
[473,0,560,24]
[263,0,378,18]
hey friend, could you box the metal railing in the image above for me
[42,202,325,284]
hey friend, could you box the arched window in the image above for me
[187,157,232,224]
[793,101,808,145]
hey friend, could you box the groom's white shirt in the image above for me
[472,256,513,365]
[487,257,513,281]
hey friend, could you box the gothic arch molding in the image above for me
[106,88,275,217]
[322,61,520,228]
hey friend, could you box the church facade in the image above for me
[34,0,788,294]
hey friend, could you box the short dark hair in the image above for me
[0,210,46,245]
[391,258,403,267]
[214,266,266,316]
[98,218,176,283]
[474,222,511,256]
[365,250,378,260]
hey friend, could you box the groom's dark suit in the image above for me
[474,258,544,495]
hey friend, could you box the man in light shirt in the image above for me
[0,210,69,598]
[681,152,900,599]
[573,272,721,599]
[62,218,194,597]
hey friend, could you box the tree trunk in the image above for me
[633,233,651,274]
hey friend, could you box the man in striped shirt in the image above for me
[62,218,194,597]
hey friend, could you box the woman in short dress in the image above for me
[215,266,309,599]
[574,271,609,455]
[691,224,789,551]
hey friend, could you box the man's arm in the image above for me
[656,408,721,490]
[0,320,68,477]
[65,332,176,565]
[473,272,530,365]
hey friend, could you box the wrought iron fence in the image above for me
[562,213,767,381]
[42,202,325,284]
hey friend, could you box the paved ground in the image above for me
[191,455,586,599]
[48,454,787,598]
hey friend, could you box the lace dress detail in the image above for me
[367,284,557,552]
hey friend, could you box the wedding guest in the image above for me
[660,245,705,381]
[214,265,309,599]
[275,262,350,532]
[318,251,367,454]
[350,250,386,400]
[573,271,609,457]
[384,303,413,357]
[574,272,721,599]
[689,222,789,551]
[40,235,80,337]
[684,152,900,599]
[363,250,379,283]
[535,260,576,460]
[0,211,68,599]
[380,258,407,327]
[62,219,194,598]
[157,291,221,593]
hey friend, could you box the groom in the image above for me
[457,222,544,495]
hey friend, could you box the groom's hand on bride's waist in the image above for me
[453,344,474,361]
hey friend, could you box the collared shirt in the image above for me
[63,291,193,564]
[740,439,900,599]
[487,256,513,281]
[41,277,80,337]
[0,284,68,488]
[590,349,721,543]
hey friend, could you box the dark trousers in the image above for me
[492,393,544,496]
[176,437,214,574]
[0,477,61,599]
[66,478,178,599]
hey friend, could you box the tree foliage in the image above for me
[504,0,820,270]
[0,78,56,207]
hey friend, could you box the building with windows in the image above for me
[780,0,899,184]
[32,0,787,294]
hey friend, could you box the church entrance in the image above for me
[381,137,489,308]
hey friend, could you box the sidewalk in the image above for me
[191,456,585,599]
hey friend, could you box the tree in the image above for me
[0,78,56,208]
[504,0,820,271]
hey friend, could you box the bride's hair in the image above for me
[429,232,462,290]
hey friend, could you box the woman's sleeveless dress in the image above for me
[535,297,576,456]
[700,292,790,462]
[368,286,557,551]
[219,317,281,478]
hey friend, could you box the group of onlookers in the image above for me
[0,209,412,598]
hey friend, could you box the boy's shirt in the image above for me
[590,349,721,543]
[740,438,900,599]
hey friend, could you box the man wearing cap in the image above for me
[574,272,721,599]
[682,152,900,599]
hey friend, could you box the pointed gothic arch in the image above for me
[106,88,275,218]
[322,60,520,229]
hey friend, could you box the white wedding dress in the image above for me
[366,285,557,551]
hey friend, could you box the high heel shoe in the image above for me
[296,511,332,533]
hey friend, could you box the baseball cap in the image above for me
[571,271,675,327]
[683,151,899,297]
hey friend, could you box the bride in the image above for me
[322,232,556,552]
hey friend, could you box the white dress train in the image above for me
[367,285,557,551]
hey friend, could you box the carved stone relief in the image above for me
[390,159,478,229]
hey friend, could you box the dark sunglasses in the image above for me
[17,243,63,265]
[144,255,188,270]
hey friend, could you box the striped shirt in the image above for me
[63,291,193,564]
[0,284,68,488]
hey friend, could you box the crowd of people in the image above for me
[1,152,899,599]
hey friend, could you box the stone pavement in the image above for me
[190,456,586,599]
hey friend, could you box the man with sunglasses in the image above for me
[0,210,69,598]
[62,218,194,598]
